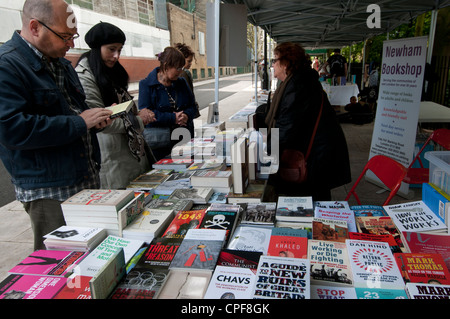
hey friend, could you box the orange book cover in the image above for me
[394,252,450,285]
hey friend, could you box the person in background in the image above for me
[0,0,113,250]
[175,43,200,118]
[265,42,351,201]
[138,47,197,161]
[75,22,156,189]
[323,48,347,79]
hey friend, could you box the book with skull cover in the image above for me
[199,209,239,245]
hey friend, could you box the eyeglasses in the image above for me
[271,58,279,64]
[35,19,79,43]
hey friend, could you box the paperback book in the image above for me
[252,255,310,299]
[314,206,357,233]
[199,209,239,243]
[204,265,256,299]
[275,196,314,222]
[0,274,67,299]
[168,187,214,204]
[241,202,276,227]
[216,249,262,274]
[43,226,107,252]
[267,227,308,259]
[346,239,405,289]
[170,229,226,271]
[308,240,353,287]
[405,282,450,299]
[350,205,387,217]
[9,250,87,277]
[312,217,349,242]
[136,237,183,269]
[122,209,174,244]
[227,225,272,254]
[355,216,406,252]
[162,209,207,239]
[348,232,401,253]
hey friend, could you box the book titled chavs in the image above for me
[252,255,310,299]
[204,265,257,299]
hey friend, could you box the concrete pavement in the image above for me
[0,75,422,283]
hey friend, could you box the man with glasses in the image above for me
[0,0,113,250]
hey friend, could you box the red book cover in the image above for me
[162,209,206,239]
[394,253,450,285]
[53,275,92,299]
[349,232,402,253]
[267,235,308,259]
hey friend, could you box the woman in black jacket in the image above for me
[265,42,351,201]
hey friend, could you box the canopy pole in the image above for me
[254,25,258,103]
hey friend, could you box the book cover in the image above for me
[241,202,276,227]
[204,266,256,299]
[310,285,357,299]
[43,226,107,251]
[122,209,174,244]
[109,267,169,299]
[190,170,232,189]
[152,157,194,170]
[145,198,193,212]
[314,206,357,233]
[355,216,406,252]
[312,217,349,242]
[308,240,353,287]
[349,232,401,253]
[200,209,238,242]
[9,250,86,277]
[384,200,447,233]
[314,201,351,210]
[168,187,214,204]
[131,173,170,185]
[76,235,143,277]
[89,248,126,299]
[405,282,450,299]
[394,252,450,285]
[252,255,310,299]
[354,287,408,299]
[169,229,226,271]
[118,192,146,236]
[346,239,405,289]
[53,275,92,299]
[0,274,66,299]
[105,100,133,118]
[351,205,387,217]
[162,209,207,239]
[402,231,450,271]
[216,249,262,274]
[227,225,272,254]
[267,228,308,258]
[61,189,135,214]
[136,237,183,269]
[422,182,450,226]
[275,196,314,222]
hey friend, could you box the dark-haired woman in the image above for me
[76,22,156,189]
[265,42,351,201]
[138,46,197,161]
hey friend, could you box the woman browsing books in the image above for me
[265,42,351,200]
[75,22,156,189]
[138,46,197,161]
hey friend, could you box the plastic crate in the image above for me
[424,151,450,195]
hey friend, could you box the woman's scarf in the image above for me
[264,73,293,132]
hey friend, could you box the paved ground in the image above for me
[0,75,422,283]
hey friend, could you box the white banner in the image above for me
[368,36,428,196]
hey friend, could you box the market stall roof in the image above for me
[220,0,450,49]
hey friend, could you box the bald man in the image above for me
[0,0,113,250]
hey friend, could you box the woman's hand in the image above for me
[139,108,156,125]
[175,111,188,126]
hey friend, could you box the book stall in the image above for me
[2,121,450,301]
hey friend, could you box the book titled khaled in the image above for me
[204,265,256,299]
[276,196,314,222]
[61,189,135,217]
[252,255,310,299]
[0,274,67,299]
[169,228,226,272]
[384,200,447,233]
[308,240,353,287]
[9,250,87,277]
[346,239,405,290]
[267,227,308,259]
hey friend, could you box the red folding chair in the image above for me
[345,155,407,206]
[404,129,450,185]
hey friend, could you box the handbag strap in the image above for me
[305,91,324,160]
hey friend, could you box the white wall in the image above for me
[0,2,170,58]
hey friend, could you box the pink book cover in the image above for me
[9,250,86,277]
[0,274,66,299]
